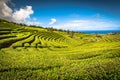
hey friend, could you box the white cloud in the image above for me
[49,18,56,25]
[53,20,119,30]
[12,6,34,23]
[0,0,34,24]
[0,0,12,19]
[1,3,12,17]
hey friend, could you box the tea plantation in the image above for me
[0,19,120,80]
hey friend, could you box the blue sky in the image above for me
[0,0,120,30]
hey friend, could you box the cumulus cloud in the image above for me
[53,20,118,30]
[0,0,12,19]
[12,6,34,23]
[0,0,34,24]
[49,18,56,25]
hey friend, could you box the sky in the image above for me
[0,0,120,30]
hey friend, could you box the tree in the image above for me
[67,30,74,38]
[70,31,74,38]
[67,30,70,35]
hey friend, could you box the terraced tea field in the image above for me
[0,19,120,80]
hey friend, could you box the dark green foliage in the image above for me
[0,34,32,49]
[0,35,16,40]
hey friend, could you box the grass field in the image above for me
[0,19,120,80]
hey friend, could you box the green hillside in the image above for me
[0,19,120,80]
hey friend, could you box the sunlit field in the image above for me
[0,19,120,80]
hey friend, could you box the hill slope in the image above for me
[0,19,120,80]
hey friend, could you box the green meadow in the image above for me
[0,19,120,80]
